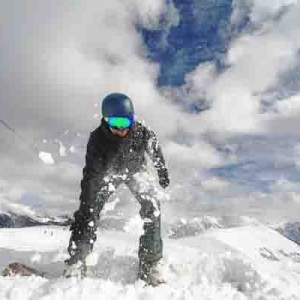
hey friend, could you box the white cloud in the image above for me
[172,1,300,135]
[38,0,182,138]
[226,34,295,92]
[0,0,184,217]
[5,186,26,202]
[201,177,229,191]
[1,0,181,133]
[164,140,224,169]
[273,94,300,116]
[0,194,36,217]
[293,144,300,169]
[185,63,217,99]
[39,152,55,165]
[248,0,297,24]
[127,0,179,30]
[231,0,297,26]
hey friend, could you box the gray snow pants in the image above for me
[67,171,163,266]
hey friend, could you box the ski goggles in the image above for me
[104,116,134,129]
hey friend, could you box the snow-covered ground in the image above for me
[1,224,300,299]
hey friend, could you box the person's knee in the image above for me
[67,237,94,264]
[139,199,161,220]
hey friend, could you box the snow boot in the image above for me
[139,258,165,287]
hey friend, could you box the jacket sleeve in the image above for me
[145,128,167,173]
[79,132,107,205]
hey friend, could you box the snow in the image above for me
[69,145,76,153]
[123,215,144,235]
[1,225,300,299]
[108,183,116,192]
[31,252,42,263]
[102,197,120,214]
[39,152,55,165]
[58,141,67,157]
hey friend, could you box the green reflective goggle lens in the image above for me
[105,116,132,129]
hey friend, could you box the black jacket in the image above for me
[79,118,168,204]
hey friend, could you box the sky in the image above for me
[1,0,300,224]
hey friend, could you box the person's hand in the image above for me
[158,168,170,188]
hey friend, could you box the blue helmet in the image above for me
[101,93,134,118]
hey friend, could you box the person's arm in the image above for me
[145,128,170,188]
[79,131,107,205]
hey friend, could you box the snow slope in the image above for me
[0,224,300,299]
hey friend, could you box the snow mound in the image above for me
[0,224,300,299]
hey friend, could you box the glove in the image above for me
[158,168,170,188]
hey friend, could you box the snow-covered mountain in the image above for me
[0,211,72,228]
[1,224,300,299]
[273,222,300,246]
[167,216,222,239]
[167,215,262,239]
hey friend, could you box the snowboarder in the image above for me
[64,93,170,286]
